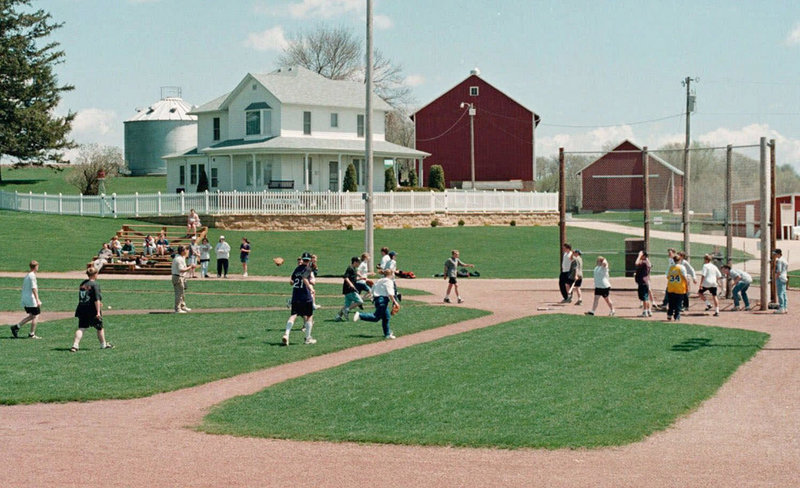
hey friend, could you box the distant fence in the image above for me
[0,189,558,218]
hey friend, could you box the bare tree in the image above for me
[66,144,125,195]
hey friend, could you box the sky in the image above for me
[42,0,800,167]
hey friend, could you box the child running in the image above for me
[443,249,474,303]
[336,257,364,321]
[282,252,316,345]
[586,256,614,316]
[70,267,114,352]
[11,260,42,339]
[567,249,584,306]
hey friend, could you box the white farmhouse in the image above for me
[163,66,428,193]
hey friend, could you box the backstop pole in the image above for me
[642,146,650,253]
[725,144,733,298]
[559,147,566,267]
[759,137,770,310]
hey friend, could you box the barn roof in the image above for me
[576,140,684,176]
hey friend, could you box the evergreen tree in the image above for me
[384,167,397,192]
[0,0,75,182]
[408,167,418,187]
[428,164,445,191]
[196,167,209,192]
[342,163,358,192]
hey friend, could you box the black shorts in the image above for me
[571,278,583,287]
[78,316,103,330]
[448,277,457,285]
[24,306,41,316]
[594,287,610,297]
[699,286,718,296]
[291,301,314,317]
[637,284,650,302]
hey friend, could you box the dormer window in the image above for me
[470,86,479,96]
[246,110,261,136]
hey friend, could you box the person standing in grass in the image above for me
[773,248,789,314]
[567,249,584,306]
[586,256,614,316]
[559,243,573,303]
[443,249,474,304]
[240,237,251,277]
[354,269,400,340]
[172,246,197,313]
[378,246,391,273]
[666,254,688,321]
[11,260,42,339]
[282,252,316,346]
[215,236,231,278]
[698,254,723,317]
[336,257,364,321]
[198,237,212,278]
[634,250,652,317]
[721,265,752,311]
[70,267,113,352]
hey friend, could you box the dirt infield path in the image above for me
[1,277,798,487]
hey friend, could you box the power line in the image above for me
[415,108,469,142]
[540,113,684,129]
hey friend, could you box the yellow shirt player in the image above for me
[666,258,688,320]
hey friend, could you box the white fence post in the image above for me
[28,191,32,213]
[43,192,47,213]
[58,193,63,214]
[135,192,139,217]
[100,194,105,218]
[112,193,117,218]
[180,191,185,214]
[204,190,209,214]
[157,192,162,216]
[79,194,83,216]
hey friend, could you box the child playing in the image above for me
[567,249,584,306]
[443,249,474,303]
[336,257,364,321]
[70,267,114,352]
[586,256,614,316]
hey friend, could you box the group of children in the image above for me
[559,244,616,316]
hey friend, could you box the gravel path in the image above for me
[1,277,798,487]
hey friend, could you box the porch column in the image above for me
[337,154,343,191]
[252,154,257,187]
[229,155,234,191]
[304,153,309,191]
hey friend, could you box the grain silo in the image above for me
[124,87,197,175]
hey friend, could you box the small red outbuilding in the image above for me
[731,194,800,239]
[577,140,684,212]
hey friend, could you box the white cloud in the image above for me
[374,14,393,29]
[288,0,363,18]
[699,123,800,164]
[404,74,425,87]
[785,23,800,46]
[71,108,116,137]
[244,26,289,52]
[536,125,635,158]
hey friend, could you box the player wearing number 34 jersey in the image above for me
[666,258,688,321]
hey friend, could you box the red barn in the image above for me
[731,194,800,239]
[577,140,684,212]
[414,70,540,190]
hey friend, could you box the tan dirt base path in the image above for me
[1,277,798,487]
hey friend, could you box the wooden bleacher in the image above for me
[89,224,209,275]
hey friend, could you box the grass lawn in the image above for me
[0,277,427,312]
[0,211,750,278]
[0,166,166,195]
[0,305,487,404]
[201,314,767,449]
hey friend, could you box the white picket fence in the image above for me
[0,189,558,218]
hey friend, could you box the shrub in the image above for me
[430,219,440,227]
[384,167,397,192]
[510,220,517,227]
[458,219,465,226]
[342,163,358,192]
[346,224,353,230]
[408,168,418,187]
[196,167,209,192]
[428,165,445,191]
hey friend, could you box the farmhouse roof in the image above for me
[576,140,684,176]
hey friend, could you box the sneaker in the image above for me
[575,299,582,306]
[281,335,289,346]
[773,309,784,314]
[243,273,248,277]
[353,312,360,322]
[313,303,321,310]
[334,315,344,322]
[641,312,648,317]
[667,316,673,321]
[102,343,114,349]
[647,311,653,317]
[182,307,192,312]
[28,333,42,339]
[10,325,20,338]
[457,297,464,304]
[705,304,712,311]
[609,310,615,317]
[713,312,719,317]
[175,309,187,314]
[744,306,751,311]
[444,297,451,303]
[560,298,571,304]
[585,311,595,316]
[69,346,78,353]
[304,337,317,345]
[385,334,396,340]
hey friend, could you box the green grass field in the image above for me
[0,305,488,404]
[201,314,767,449]
[0,166,166,195]
[0,277,426,312]
[0,211,750,278]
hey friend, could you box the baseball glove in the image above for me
[366,279,375,287]
[391,302,400,316]
[273,257,285,266]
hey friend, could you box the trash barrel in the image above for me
[625,238,645,277]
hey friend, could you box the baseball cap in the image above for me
[219,235,225,240]
[573,249,582,255]
[301,251,312,261]
[773,248,782,255]
[388,251,397,257]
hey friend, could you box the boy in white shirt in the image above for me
[698,254,723,316]
[12,260,42,339]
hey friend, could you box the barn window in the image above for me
[469,86,479,96]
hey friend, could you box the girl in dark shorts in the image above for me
[586,256,615,316]
[70,267,113,352]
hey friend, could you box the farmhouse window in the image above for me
[246,111,261,136]
[331,113,339,128]
[304,111,312,135]
[213,117,220,141]
[357,114,365,137]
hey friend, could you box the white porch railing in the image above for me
[0,189,558,218]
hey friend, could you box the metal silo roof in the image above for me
[125,97,198,122]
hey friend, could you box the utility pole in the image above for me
[364,0,374,269]
[460,102,476,189]
[681,76,697,256]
